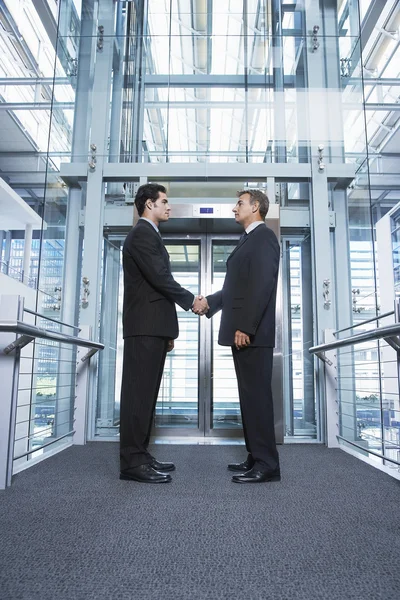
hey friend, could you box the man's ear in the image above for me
[252,201,259,213]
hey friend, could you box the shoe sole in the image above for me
[119,474,172,483]
[232,475,281,484]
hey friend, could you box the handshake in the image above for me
[192,295,209,316]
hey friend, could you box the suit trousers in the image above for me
[232,346,279,472]
[120,336,168,470]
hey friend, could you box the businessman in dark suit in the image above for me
[120,183,207,483]
[206,189,280,483]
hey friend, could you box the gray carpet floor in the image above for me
[1,443,399,600]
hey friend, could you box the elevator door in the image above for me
[153,234,243,437]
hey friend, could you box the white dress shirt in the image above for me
[245,220,264,235]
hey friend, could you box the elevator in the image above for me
[97,201,286,443]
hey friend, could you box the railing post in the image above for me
[0,295,23,489]
[324,329,340,448]
[74,325,91,445]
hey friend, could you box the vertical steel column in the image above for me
[130,0,148,162]
[281,239,294,436]
[321,0,346,164]
[97,240,121,430]
[332,185,357,441]
[271,0,286,163]
[294,8,310,204]
[303,0,335,443]
[58,0,98,442]
[22,224,33,285]
[4,231,11,275]
[0,295,23,489]
[301,236,316,428]
[267,177,276,205]
[80,0,116,440]
[201,235,211,435]
[109,1,125,171]
[62,0,97,328]
[75,325,91,445]
[324,329,339,448]
[0,231,5,265]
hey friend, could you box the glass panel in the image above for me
[283,238,316,438]
[154,242,200,428]
[392,213,400,293]
[336,337,399,461]
[97,239,122,437]
[14,334,76,471]
[211,242,241,430]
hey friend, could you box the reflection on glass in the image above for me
[154,242,200,428]
[211,242,241,430]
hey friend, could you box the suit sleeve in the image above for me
[127,229,194,311]
[236,233,280,336]
[205,290,223,318]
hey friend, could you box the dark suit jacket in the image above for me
[206,223,280,347]
[122,219,194,339]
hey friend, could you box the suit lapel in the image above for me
[227,223,266,262]
[227,231,250,262]
[157,231,170,261]
[138,219,170,260]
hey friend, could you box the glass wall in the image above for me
[2,0,400,455]
[0,0,82,465]
[282,236,316,438]
[333,0,400,465]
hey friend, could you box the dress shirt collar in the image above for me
[140,216,160,234]
[245,220,264,235]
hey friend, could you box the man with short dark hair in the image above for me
[206,189,281,483]
[120,183,207,483]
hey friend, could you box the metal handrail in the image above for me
[334,311,395,334]
[309,322,400,355]
[23,308,81,332]
[0,321,104,354]
[13,431,75,461]
[337,436,400,467]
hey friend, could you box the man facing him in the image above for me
[120,183,208,483]
[205,190,281,483]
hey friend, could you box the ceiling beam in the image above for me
[31,0,59,49]
[0,78,71,86]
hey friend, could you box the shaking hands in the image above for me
[192,295,209,316]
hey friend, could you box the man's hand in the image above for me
[167,340,174,352]
[192,295,209,316]
[234,330,251,350]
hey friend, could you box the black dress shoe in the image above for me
[120,464,172,483]
[228,457,255,472]
[232,467,281,484]
[150,458,175,472]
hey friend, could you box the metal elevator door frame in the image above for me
[99,213,284,442]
